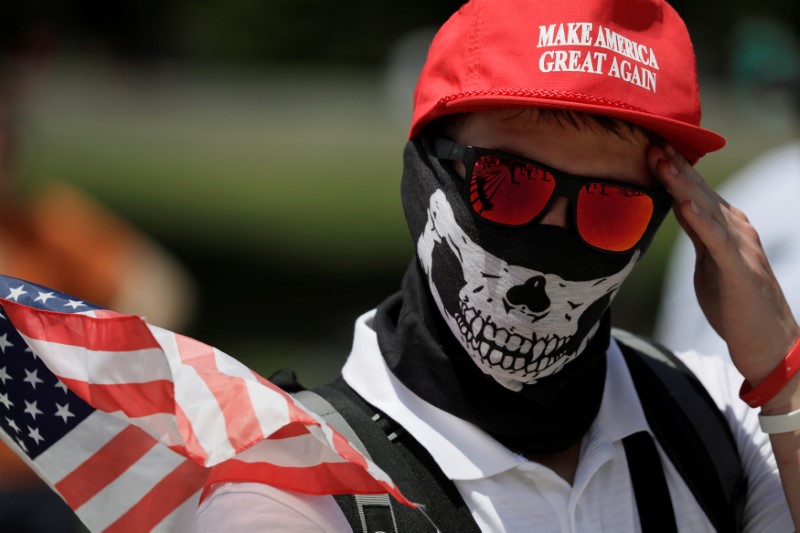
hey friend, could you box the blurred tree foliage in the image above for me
[0,0,459,63]
[1,0,798,69]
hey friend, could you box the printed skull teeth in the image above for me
[457,301,571,375]
[416,189,635,390]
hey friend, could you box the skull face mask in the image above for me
[370,138,659,453]
[403,138,648,392]
[417,189,638,391]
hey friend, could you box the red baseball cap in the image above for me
[410,0,725,161]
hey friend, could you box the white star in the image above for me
[5,417,20,433]
[23,400,43,420]
[16,437,27,453]
[7,285,27,301]
[0,366,11,385]
[0,310,5,319]
[34,292,55,304]
[27,426,44,445]
[23,369,44,389]
[25,347,37,359]
[0,333,12,354]
[54,403,75,423]
[54,380,69,393]
[0,392,12,410]
[64,300,85,310]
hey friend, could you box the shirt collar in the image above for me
[588,338,651,444]
[343,310,650,481]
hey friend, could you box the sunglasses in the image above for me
[433,138,672,253]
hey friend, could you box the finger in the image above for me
[653,144,720,213]
[672,199,707,259]
[648,145,694,202]
[678,196,751,273]
[646,145,708,258]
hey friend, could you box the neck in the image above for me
[374,259,611,456]
[525,442,582,485]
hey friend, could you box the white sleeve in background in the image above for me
[196,482,353,532]
[677,350,793,532]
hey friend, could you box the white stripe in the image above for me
[364,456,395,485]
[113,411,184,449]
[73,442,187,532]
[213,347,296,437]
[234,432,348,467]
[151,327,235,464]
[211,347,256,379]
[20,334,172,383]
[245,379,294,435]
[33,410,129,483]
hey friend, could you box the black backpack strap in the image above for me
[623,431,678,533]
[613,328,747,532]
[309,378,481,533]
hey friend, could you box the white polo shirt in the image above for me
[196,310,792,532]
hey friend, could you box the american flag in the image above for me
[0,275,413,532]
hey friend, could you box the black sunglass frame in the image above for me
[432,137,673,254]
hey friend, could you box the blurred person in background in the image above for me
[656,17,800,356]
[0,52,197,532]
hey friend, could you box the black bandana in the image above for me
[373,138,651,454]
[375,261,610,454]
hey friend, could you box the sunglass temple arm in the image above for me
[432,138,466,161]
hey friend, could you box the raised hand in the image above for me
[647,143,800,390]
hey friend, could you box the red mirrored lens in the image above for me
[469,155,556,225]
[577,183,654,252]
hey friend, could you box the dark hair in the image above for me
[423,108,662,145]
[422,112,470,140]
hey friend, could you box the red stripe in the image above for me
[201,459,415,508]
[91,309,127,319]
[175,334,264,451]
[59,377,174,418]
[55,425,158,509]
[268,423,311,440]
[103,458,208,533]
[2,299,160,351]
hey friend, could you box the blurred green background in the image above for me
[2,0,799,386]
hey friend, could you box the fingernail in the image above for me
[690,200,701,215]
[669,163,679,176]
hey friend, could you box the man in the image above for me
[197,0,799,530]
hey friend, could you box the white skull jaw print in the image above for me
[417,189,638,392]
